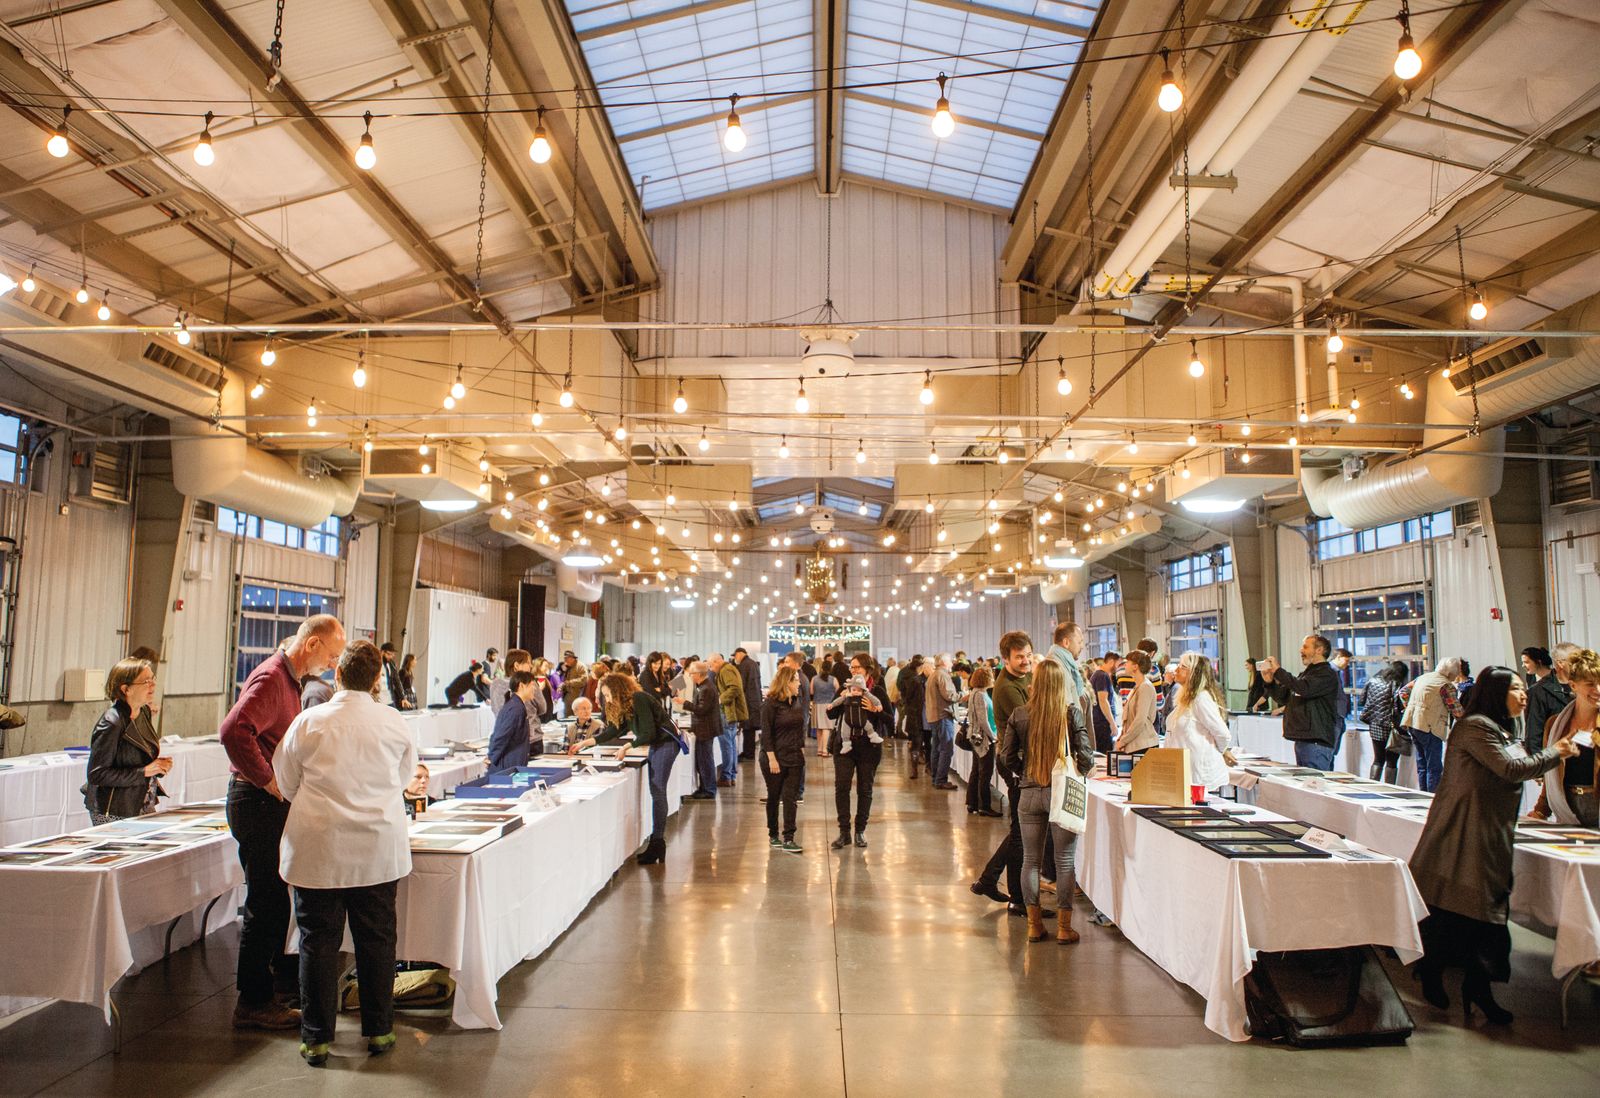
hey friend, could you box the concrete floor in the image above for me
[4,745,1598,1096]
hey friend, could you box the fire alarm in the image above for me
[1489,607,1502,621]
[173,598,185,612]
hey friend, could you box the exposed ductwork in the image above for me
[1038,514,1163,605]
[1304,295,1600,528]
[489,514,604,603]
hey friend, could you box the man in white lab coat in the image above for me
[273,639,417,1066]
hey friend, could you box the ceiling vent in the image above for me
[140,341,225,392]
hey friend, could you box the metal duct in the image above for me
[1303,295,1600,528]
[488,514,604,602]
[1038,514,1162,605]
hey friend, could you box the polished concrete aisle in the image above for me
[4,746,1599,1096]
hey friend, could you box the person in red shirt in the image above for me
[221,613,345,1031]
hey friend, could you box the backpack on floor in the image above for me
[1244,947,1413,1047]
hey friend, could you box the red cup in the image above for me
[1191,784,1207,805]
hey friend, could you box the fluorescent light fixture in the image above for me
[419,499,478,512]
[561,552,605,568]
[1043,554,1086,570]
[1179,498,1245,515]
[670,598,695,609]
[945,599,970,610]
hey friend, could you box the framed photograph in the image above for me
[1132,806,1224,821]
[1262,820,1316,839]
[1206,840,1331,859]
[1179,827,1291,843]
[0,850,60,865]
[19,835,100,851]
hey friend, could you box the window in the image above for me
[1087,624,1120,658]
[217,507,341,558]
[0,414,26,488]
[1167,544,1233,591]
[1169,613,1221,664]
[1316,587,1430,692]
[234,582,340,698]
[1088,577,1119,607]
[1314,511,1452,561]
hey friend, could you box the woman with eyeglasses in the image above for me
[83,657,173,823]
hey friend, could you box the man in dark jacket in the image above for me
[733,647,763,760]
[901,658,928,781]
[971,631,1033,914]
[685,661,721,800]
[1283,634,1340,771]
[488,672,540,773]
[1522,645,1570,752]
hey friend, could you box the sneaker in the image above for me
[299,1041,331,1067]
[367,1032,397,1056]
[769,834,782,847]
[1089,910,1115,927]
[234,997,301,1030]
[780,839,803,854]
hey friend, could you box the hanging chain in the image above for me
[472,0,499,308]
[824,196,833,314]
[1178,0,1193,313]
[1454,224,1481,436]
[1085,82,1098,401]
[266,0,286,89]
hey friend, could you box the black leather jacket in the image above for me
[84,702,161,818]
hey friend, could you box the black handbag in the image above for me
[1245,947,1413,1047]
[954,716,973,752]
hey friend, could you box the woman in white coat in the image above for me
[1114,649,1160,753]
[1164,652,1235,790]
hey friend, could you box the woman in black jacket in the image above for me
[595,670,679,865]
[761,664,807,854]
[825,654,891,850]
[1360,660,1409,782]
[640,651,675,714]
[84,658,172,823]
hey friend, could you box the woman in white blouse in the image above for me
[1115,649,1160,753]
[273,639,417,1066]
[1164,652,1235,790]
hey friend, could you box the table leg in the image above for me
[200,893,223,950]
[1560,966,1583,1029]
[109,995,122,1055]
[162,915,183,962]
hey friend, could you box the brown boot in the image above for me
[1026,904,1045,943]
[1056,906,1080,944]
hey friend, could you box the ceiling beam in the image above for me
[816,0,847,195]
[575,0,747,40]
[914,0,1090,36]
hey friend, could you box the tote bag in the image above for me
[1048,752,1088,834]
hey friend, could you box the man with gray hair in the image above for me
[708,653,744,786]
[684,660,721,800]
[221,612,345,1031]
[925,653,959,789]
[1400,654,1464,792]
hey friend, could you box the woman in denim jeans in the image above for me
[998,659,1095,945]
[1401,657,1462,792]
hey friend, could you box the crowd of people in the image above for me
[72,610,1600,1062]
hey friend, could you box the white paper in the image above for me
[1301,827,1348,852]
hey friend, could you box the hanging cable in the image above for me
[266,0,287,91]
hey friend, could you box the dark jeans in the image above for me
[693,736,717,794]
[226,778,293,1006]
[929,717,955,784]
[1293,740,1336,771]
[765,763,802,840]
[833,741,881,834]
[966,751,995,811]
[1412,728,1445,792]
[294,879,398,1044]
[741,722,757,758]
[647,740,677,840]
[978,776,1024,900]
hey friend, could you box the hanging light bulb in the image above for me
[1157,49,1184,113]
[1469,286,1488,321]
[193,111,215,166]
[1350,397,1361,411]
[559,372,574,407]
[419,440,430,456]
[443,394,456,410]
[537,469,549,486]
[1056,356,1071,396]
[698,428,710,453]
[420,462,431,475]
[260,340,277,367]
[928,442,940,465]
[673,382,688,414]
[931,72,955,138]
[1064,438,1076,460]
[528,106,552,164]
[1186,428,1198,447]
[1053,489,1064,503]
[95,292,110,322]
[924,497,935,514]
[722,94,746,152]
[778,434,790,459]
[1326,325,1344,354]
[75,283,89,305]
[174,315,191,345]
[997,447,1009,465]
[306,398,319,427]
[727,498,739,512]
[1180,463,1191,479]
[795,378,809,414]
[249,378,266,400]
[46,106,70,158]
[1288,434,1299,448]
[854,439,866,464]
[352,351,367,389]
[920,370,934,406]
[1240,421,1252,437]
[363,435,374,454]
[1127,436,1139,454]
[355,111,377,170]
[613,422,627,442]
[450,365,467,401]
[1394,7,1423,81]
[21,265,35,293]
[1298,407,1310,424]
[1187,340,1205,378]
[530,402,544,428]
[1239,446,1251,465]
[479,455,492,474]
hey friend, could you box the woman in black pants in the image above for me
[595,669,678,865]
[964,665,1001,816]
[826,654,891,850]
[761,664,807,854]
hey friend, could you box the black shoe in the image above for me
[1006,903,1027,918]
[1463,978,1512,1025]
[635,836,665,865]
[970,880,1009,904]
[688,791,715,800]
[853,832,867,848]
[976,808,1002,818]
[831,833,851,850]
[1416,965,1450,1010]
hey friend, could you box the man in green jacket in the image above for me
[709,653,747,783]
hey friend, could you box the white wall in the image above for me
[1545,505,1600,649]
[543,610,596,666]
[408,587,508,706]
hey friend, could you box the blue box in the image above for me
[453,764,573,798]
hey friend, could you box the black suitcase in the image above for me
[1245,946,1414,1047]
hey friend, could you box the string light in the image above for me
[666,491,677,505]
[928,442,940,465]
[1288,434,1299,448]
[1239,445,1251,465]
[46,107,70,157]
[795,378,809,414]
[249,378,266,399]
[528,106,552,164]
[778,434,790,459]
[419,440,430,456]
[728,498,739,512]
[559,373,574,407]
[613,421,628,442]
[1240,420,1252,437]
[74,283,89,304]
[193,111,215,166]
[355,111,377,170]
[722,94,746,152]
[531,402,544,427]
[95,291,110,322]
[1469,287,1488,321]
[1394,3,1422,81]
[306,398,319,428]
[1064,438,1076,460]
[931,72,955,138]
[450,365,467,401]
[352,351,368,389]
[855,439,866,464]
[698,428,710,453]
[1187,340,1205,378]
[174,315,191,345]
[673,382,688,414]
[260,340,277,367]
[1157,49,1184,112]
[1127,435,1139,454]
[1056,356,1071,396]
[21,265,35,293]
[1326,325,1344,354]
[919,370,934,406]
[997,447,1009,465]
[1186,428,1198,446]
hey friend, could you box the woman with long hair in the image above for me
[1114,649,1159,754]
[1361,660,1410,782]
[595,667,679,866]
[964,665,1002,817]
[1163,652,1234,791]
[761,663,808,853]
[398,653,417,707]
[1410,666,1576,1023]
[997,660,1095,944]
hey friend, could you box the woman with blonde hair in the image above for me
[1530,647,1599,830]
[761,663,808,853]
[998,659,1095,944]
[594,667,679,865]
[1163,652,1234,792]
[84,657,173,823]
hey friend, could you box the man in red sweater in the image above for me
[221,613,345,1030]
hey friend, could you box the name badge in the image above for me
[1574,731,1595,749]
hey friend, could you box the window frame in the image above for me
[1314,511,1452,562]
[1088,576,1119,607]
[217,506,341,559]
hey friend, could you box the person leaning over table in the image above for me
[1164,652,1236,791]
[684,660,722,800]
[1521,645,1569,753]
[274,639,416,1066]
[761,663,808,854]
[595,669,678,866]
[488,670,540,774]
[1281,634,1340,772]
[999,658,1096,945]
[221,613,345,1032]
[84,657,172,824]
[1408,666,1578,1026]
[1115,649,1160,754]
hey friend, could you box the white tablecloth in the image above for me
[394,749,696,1030]
[403,706,496,750]
[1228,713,1416,784]
[164,740,234,804]
[422,754,489,799]
[0,833,242,1020]
[1077,779,1427,1042]
[1232,768,1600,979]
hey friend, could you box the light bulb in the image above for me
[559,376,574,407]
[928,444,940,465]
[698,429,710,453]
[1157,51,1183,113]
[1181,465,1191,479]
[352,363,367,388]
[1186,431,1198,446]
[21,267,35,293]
[1350,397,1361,411]
[795,382,809,414]
[1394,32,1422,81]
[260,344,277,367]
[96,298,110,322]
[363,437,374,453]
[250,379,265,399]
[855,440,866,464]
[531,404,544,427]
[355,112,377,170]
[307,399,318,420]
[778,435,790,459]
[723,95,746,152]
[1298,409,1309,424]
[997,448,1009,465]
[673,383,688,414]
[75,284,89,304]
[175,321,191,346]
[919,370,934,406]
[450,371,467,401]
[614,423,627,441]
[193,112,215,166]
[1128,437,1139,454]
[1188,341,1205,377]
[1057,360,1071,396]
[931,73,954,138]
[1469,289,1488,321]
[442,395,455,410]
[1288,434,1299,448]
[1240,448,1251,465]
[1053,490,1064,503]
[479,456,491,473]
[420,462,430,474]
[529,108,552,164]
[419,441,430,455]
[728,498,739,512]
[46,107,69,158]
[1327,328,1344,354]
[1240,422,1252,437]
[538,470,549,486]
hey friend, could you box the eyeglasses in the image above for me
[131,677,157,687]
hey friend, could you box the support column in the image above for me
[1111,564,1149,650]
[382,504,424,652]
[1228,517,1270,664]
[1483,457,1548,649]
